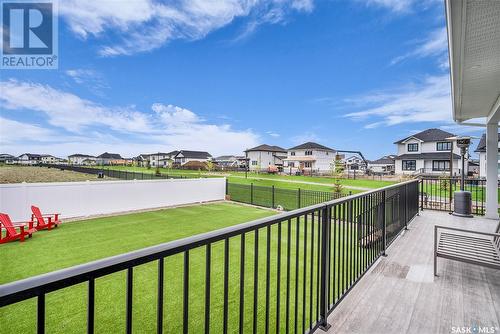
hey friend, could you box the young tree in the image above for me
[206,160,215,173]
[330,154,345,194]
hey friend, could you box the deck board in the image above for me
[320,210,500,334]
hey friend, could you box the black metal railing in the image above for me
[40,164,191,180]
[419,177,486,215]
[0,180,419,334]
[227,182,349,211]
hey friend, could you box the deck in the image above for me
[321,210,500,334]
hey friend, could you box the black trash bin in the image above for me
[97,171,104,178]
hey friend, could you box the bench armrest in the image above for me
[435,225,500,238]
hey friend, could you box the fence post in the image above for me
[382,190,387,256]
[297,188,301,208]
[272,185,275,208]
[404,184,408,230]
[318,205,331,331]
[251,183,254,205]
[419,180,423,211]
[225,179,229,196]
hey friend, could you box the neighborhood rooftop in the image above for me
[394,128,455,144]
[176,150,212,159]
[288,142,334,151]
[245,144,287,153]
[474,133,500,153]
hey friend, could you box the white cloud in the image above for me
[59,0,314,56]
[0,80,260,157]
[344,75,452,128]
[0,117,56,144]
[390,27,448,66]
[267,131,280,137]
[66,69,109,96]
[359,0,439,13]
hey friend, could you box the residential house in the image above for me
[474,133,500,178]
[213,155,239,168]
[68,154,96,165]
[344,155,366,171]
[134,154,151,167]
[0,154,16,164]
[394,128,463,175]
[40,155,64,164]
[96,152,123,165]
[174,150,212,166]
[284,142,336,174]
[368,155,396,174]
[245,144,287,172]
[17,153,41,165]
[149,151,178,168]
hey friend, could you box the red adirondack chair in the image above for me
[0,213,36,244]
[31,205,61,231]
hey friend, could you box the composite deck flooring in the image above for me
[320,210,500,334]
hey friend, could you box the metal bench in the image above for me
[434,222,500,276]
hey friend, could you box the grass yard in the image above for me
[0,201,376,334]
[0,166,116,183]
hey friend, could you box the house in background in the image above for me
[394,128,463,175]
[368,155,396,174]
[474,133,500,178]
[40,155,64,164]
[174,150,212,166]
[149,151,178,168]
[96,152,123,165]
[68,154,96,165]
[344,155,366,171]
[17,153,41,165]
[245,144,287,172]
[283,142,336,175]
[213,155,246,169]
[135,154,151,167]
[0,154,17,164]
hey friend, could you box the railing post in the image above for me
[319,205,331,331]
[382,190,387,256]
[225,179,228,196]
[404,184,408,230]
[419,180,424,211]
[272,185,275,208]
[251,183,254,205]
[297,188,301,208]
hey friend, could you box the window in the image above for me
[290,152,295,156]
[305,162,312,168]
[288,162,295,168]
[402,160,416,171]
[407,143,419,152]
[432,160,450,171]
[436,142,452,151]
[305,150,313,156]
[252,160,258,166]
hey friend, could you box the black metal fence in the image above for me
[41,164,191,180]
[227,182,349,211]
[0,180,419,334]
[419,177,486,215]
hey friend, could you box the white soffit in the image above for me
[446,0,500,122]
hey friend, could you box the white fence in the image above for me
[0,178,226,221]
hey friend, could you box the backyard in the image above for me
[0,200,373,334]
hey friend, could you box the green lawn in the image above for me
[0,201,379,334]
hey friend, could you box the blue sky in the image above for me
[0,0,485,159]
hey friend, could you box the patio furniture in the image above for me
[31,205,61,231]
[0,213,36,244]
[434,222,500,276]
